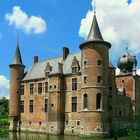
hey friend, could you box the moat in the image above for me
[0,132,128,140]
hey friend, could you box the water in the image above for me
[0,132,128,140]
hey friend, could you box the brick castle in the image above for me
[9,12,140,136]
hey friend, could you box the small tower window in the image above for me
[97,76,102,83]
[45,99,48,113]
[84,76,88,84]
[96,93,101,110]
[29,100,33,113]
[30,83,34,95]
[20,100,24,113]
[72,97,77,112]
[97,60,102,65]
[38,83,42,94]
[20,85,24,95]
[72,78,77,91]
[84,60,87,67]
[83,94,88,110]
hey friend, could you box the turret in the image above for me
[79,12,111,134]
[9,42,25,131]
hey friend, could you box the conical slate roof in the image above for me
[13,44,23,65]
[87,14,103,41]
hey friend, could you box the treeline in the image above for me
[0,97,9,126]
[0,97,9,118]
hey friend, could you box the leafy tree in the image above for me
[0,97,9,119]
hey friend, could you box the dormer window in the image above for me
[45,72,50,77]
[71,56,80,73]
[45,62,52,77]
[72,67,78,73]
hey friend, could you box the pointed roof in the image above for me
[87,14,103,41]
[13,44,23,65]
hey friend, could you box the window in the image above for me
[84,60,87,67]
[20,85,24,95]
[66,121,68,125]
[45,99,48,113]
[38,83,42,94]
[39,122,42,125]
[84,76,87,84]
[54,85,56,89]
[45,82,48,93]
[72,97,77,112]
[77,121,80,126]
[96,93,101,110]
[20,100,24,113]
[122,80,125,83]
[72,67,78,73]
[30,83,34,95]
[45,72,49,77]
[98,60,102,65]
[83,94,88,110]
[50,85,52,90]
[97,76,102,83]
[29,100,33,113]
[72,78,77,91]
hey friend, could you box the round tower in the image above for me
[9,44,25,131]
[79,13,111,135]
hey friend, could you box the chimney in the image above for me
[34,56,38,63]
[63,47,69,60]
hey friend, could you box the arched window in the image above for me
[83,94,88,110]
[96,93,101,110]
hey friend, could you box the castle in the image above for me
[9,12,140,137]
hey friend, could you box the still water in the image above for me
[0,132,128,140]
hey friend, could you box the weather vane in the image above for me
[126,42,128,51]
[94,0,96,14]
[16,32,19,45]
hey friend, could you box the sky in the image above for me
[0,0,140,98]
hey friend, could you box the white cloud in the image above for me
[5,6,47,34]
[79,0,140,56]
[137,69,140,75]
[0,75,9,99]
[115,68,120,76]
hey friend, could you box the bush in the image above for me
[0,119,10,126]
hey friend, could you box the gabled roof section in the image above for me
[87,14,103,41]
[13,44,23,65]
[22,52,81,81]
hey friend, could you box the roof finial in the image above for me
[126,42,128,52]
[94,0,96,14]
[16,33,19,46]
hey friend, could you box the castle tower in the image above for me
[79,13,111,135]
[9,43,25,131]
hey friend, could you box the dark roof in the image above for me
[13,44,23,65]
[87,14,103,41]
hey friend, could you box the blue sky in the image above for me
[0,0,140,98]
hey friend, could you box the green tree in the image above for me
[0,97,9,119]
